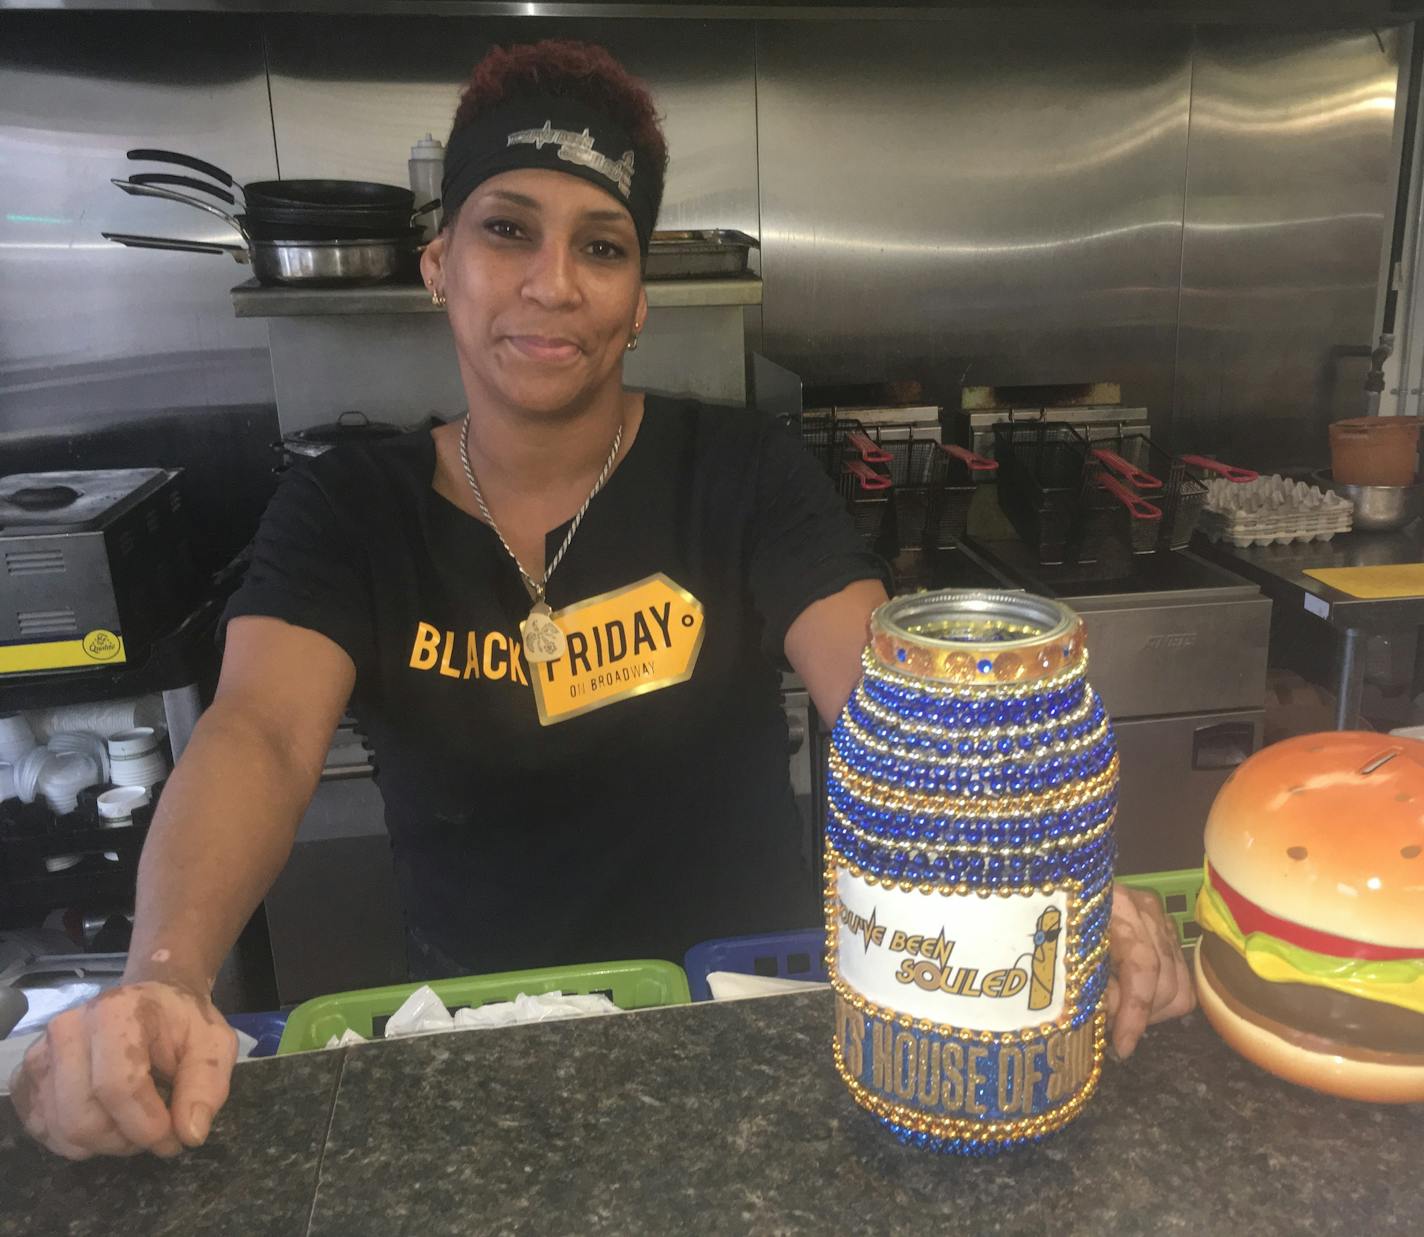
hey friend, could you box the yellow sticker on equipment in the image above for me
[530,573,705,726]
[0,631,128,674]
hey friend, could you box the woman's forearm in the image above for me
[121,702,324,992]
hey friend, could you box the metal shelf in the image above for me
[230,276,762,318]
[2,1,1417,20]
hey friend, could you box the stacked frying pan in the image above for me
[102,149,437,287]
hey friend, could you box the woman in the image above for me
[11,39,1192,1160]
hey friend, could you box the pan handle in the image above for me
[938,443,999,473]
[1180,454,1259,483]
[102,232,250,264]
[1095,472,1162,520]
[1091,447,1161,490]
[411,199,441,221]
[842,460,892,492]
[127,148,236,188]
[110,178,250,243]
[127,173,237,206]
[845,430,893,465]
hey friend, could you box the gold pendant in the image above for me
[521,602,567,664]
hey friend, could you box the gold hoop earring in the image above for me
[431,288,447,308]
[626,322,642,352]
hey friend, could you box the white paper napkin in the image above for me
[705,971,829,1001]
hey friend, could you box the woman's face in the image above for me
[421,168,647,418]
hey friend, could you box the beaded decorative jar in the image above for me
[827,590,1117,1155]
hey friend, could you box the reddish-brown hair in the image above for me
[450,40,668,221]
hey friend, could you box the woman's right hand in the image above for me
[8,979,238,1160]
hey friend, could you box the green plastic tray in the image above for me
[276,959,691,1055]
[1116,867,1205,950]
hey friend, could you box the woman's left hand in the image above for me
[1104,883,1197,1059]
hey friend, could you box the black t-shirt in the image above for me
[221,396,884,976]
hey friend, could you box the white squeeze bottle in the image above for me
[409,134,445,242]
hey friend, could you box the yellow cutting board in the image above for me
[1302,563,1424,598]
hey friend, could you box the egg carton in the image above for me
[1197,475,1353,547]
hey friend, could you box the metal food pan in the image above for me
[643,229,759,280]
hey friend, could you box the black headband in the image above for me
[442,95,657,256]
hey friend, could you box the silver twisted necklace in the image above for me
[458,408,623,663]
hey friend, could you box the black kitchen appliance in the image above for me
[0,469,203,678]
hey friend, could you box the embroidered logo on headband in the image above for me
[507,121,635,199]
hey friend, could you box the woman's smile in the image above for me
[503,334,585,364]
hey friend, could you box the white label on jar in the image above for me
[834,865,1072,1032]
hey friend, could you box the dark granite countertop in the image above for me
[4,990,1420,1236]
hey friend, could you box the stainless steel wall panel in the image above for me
[755,19,1194,431]
[0,13,277,435]
[1173,27,1403,467]
[262,16,760,236]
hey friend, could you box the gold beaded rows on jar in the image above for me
[829,1013,1107,1143]
[829,748,1120,820]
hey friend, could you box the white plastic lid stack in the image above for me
[13,747,58,805]
[96,785,151,827]
[48,731,111,782]
[39,751,101,815]
[0,713,37,765]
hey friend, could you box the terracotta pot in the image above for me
[1329,417,1422,487]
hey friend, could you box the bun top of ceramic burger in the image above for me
[1204,732,1424,952]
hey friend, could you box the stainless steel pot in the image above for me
[104,179,420,286]
[103,230,416,286]
[1313,469,1424,532]
[248,235,416,285]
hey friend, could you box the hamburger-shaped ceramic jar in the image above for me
[1195,732,1424,1103]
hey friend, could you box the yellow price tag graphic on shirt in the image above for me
[530,573,705,726]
